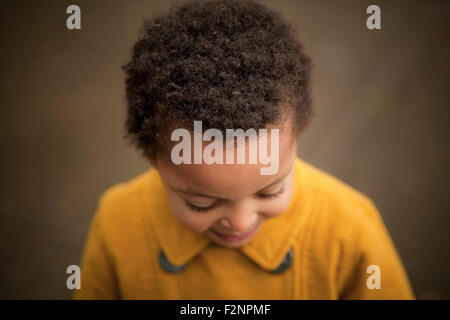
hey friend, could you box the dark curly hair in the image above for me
[122,0,312,160]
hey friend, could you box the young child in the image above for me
[74,0,414,299]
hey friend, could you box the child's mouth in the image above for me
[211,223,260,242]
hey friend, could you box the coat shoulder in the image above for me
[299,160,379,227]
[92,169,155,247]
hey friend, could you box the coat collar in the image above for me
[141,157,312,272]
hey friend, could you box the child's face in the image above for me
[154,120,298,248]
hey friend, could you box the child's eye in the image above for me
[185,201,216,213]
[257,187,285,199]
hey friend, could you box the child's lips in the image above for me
[211,223,260,242]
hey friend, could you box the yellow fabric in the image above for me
[74,158,414,299]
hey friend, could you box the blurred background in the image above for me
[0,0,449,299]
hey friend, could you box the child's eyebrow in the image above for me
[171,161,294,200]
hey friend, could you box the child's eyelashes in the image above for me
[184,187,286,213]
[256,187,285,199]
[185,201,216,213]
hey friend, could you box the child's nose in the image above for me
[220,203,259,234]
[219,218,232,229]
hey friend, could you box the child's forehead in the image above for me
[159,139,296,200]
[156,116,297,197]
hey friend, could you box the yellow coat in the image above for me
[74,158,414,299]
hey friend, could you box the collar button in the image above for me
[159,249,187,273]
[271,248,294,274]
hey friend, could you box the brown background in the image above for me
[0,0,449,299]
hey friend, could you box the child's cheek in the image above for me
[260,186,295,218]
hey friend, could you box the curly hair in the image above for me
[122,0,312,160]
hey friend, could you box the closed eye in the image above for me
[256,187,285,199]
[184,186,286,212]
[185,200,217,213]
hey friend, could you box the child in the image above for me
[74,0,414,299]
